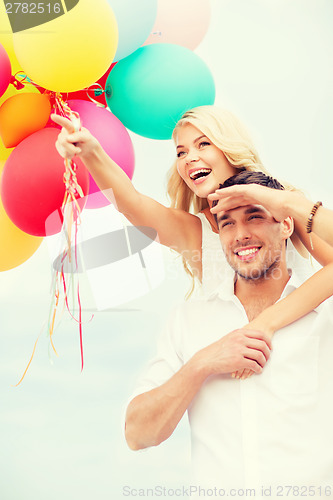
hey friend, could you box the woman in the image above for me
[51,106,333,377]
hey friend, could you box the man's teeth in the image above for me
[237,248,259,256]
[189,169,211,180]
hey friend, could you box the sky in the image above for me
[0,1,333,499]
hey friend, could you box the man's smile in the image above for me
[233,245,262,261]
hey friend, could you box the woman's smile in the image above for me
[175,123,237,197]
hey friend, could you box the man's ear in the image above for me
[280,216,294,241]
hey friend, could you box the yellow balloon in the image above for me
[0,162,43,271]
[13,0,118,92]
[0,3,21,74]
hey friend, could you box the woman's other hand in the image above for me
[208,183,298,222]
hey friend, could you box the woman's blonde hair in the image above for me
[166,105,297,295]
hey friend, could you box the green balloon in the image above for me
[105,44,215,140]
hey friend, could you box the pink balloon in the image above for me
[0,43,11,98]
[67,100,135,209]
[144,0,211,51]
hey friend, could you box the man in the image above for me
[125,171,333,495]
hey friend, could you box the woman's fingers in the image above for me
[51,113,76,133]
[210,196,246,214]
[55,136,81,159]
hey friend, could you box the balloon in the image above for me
[0,93,51,147]
[0,198,43,272]
[0,159,43,271]
[0,142,12,164]
[107,0,157,61]
[46,63,117,107]
[0,2,25,77]
[105,44,215,140]
[1,128,89,236]
[0,43,11,98]
[12,0,118,92]
[67,100,135,208]
[0,4,14,56]
[0,79,41,162]
[144,0,211,51]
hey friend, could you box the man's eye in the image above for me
[221,221,233,228]
[248,215,263,220]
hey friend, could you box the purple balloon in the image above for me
[68,100,135,208]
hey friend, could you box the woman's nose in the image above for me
[186,150,199,164]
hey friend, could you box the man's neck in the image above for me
[234,266,291,322]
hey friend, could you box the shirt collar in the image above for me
[208,267,320,313]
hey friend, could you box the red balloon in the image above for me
[39,64,117,107]
[1,128,89,236]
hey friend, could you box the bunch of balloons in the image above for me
[0,0,214,272]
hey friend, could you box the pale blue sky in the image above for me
[1,1,332,499]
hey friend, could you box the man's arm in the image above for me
[125,329,271,451]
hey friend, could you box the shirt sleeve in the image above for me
[128,305,185,402]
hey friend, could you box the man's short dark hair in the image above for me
[221,170,284,190]
[212,171,285,224]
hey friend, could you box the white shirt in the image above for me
[131,272,333,496]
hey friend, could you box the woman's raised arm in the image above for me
[51,114,202,272]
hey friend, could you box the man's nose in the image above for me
[235,224,252,242]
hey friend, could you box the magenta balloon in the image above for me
[67,100,135,209]
[0,43,11,98]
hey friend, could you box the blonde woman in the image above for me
[51,106,333,377]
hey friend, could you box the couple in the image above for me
[125,171,333,495]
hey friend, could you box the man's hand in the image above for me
[192,328,272,378]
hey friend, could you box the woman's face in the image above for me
[175,123,237,199]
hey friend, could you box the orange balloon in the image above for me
[0,161,43,271]
[0,93,51,147]
[0,78,41,161]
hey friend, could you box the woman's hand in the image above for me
[208,184,297,222]
[51,114,100,161]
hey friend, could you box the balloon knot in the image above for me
[10,76,25,90]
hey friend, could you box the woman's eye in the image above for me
[199,141,210,148]
[177,151,186,158]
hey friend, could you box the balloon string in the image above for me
[14,96,89,385]
[13,329,43,387]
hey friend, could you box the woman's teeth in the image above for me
[189,169,212,180]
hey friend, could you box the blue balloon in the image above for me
[107,0,158,61]
[105,44,215,140]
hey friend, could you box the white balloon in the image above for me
[108,0,158,61]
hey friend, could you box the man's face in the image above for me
[217,204,286,281]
